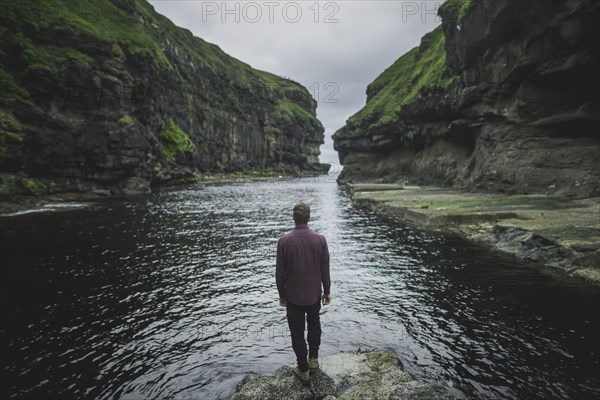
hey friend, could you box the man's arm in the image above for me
[321,236,331,303]
[275,238,286,304]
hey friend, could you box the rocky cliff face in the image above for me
[333,0,599,198]
[0,0,326,196]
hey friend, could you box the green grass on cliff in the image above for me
[2,1,173,70]
[134,1,319,127]
[132,1,313,112]
[0,0,319,135]
[340,26,453,133]
[0,67,33,108]
[0,174,49,196]
[274,99,315,123]
[118,114,135,126]
[159,118,195,163]
[439,0,477,22]
[0,67,29,158]
[24,44,94,71]
[0,110,25,158]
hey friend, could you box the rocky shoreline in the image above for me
[344,183,600,286]
[231,351,455,400]
[0,168,330,216]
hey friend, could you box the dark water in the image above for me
[1,177,598,399]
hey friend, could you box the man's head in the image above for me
[293,202,310,225]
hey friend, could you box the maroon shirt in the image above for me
[276,224,331,306]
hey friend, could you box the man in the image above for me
[276,202,331,383]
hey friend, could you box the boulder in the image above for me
[232,351,454,400]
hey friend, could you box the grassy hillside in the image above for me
[0,0,307,89]
[336,26,453,136]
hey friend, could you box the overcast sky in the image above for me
[149,0,444,165]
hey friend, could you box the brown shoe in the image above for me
[309,358,319,370]
[293,363,310,382]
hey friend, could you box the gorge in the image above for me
[1,1,599,399]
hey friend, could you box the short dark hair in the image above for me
[293,202,310,225]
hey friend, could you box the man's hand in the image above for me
[279,297,287,307]
[322,294,331,305]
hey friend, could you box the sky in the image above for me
[149,0,444,165]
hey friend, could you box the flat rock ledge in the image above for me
[231,351,454,400]
[345,185,600,286]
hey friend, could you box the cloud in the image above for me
[149,1,444,163]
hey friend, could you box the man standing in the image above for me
[276,202,331,382]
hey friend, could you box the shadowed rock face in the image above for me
[333,0,599,198]
[1,0,325,196]
[231,351,455,400]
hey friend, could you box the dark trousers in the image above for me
[286,299,321,372]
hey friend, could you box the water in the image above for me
[1,177,598,399]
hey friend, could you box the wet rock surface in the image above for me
[347,184,600,285]
[232,351,455,400]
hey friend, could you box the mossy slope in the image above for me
[159,118,195,163]
[334,26,453,138]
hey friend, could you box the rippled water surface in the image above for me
[1,178,598,399]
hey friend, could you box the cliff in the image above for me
[333,0,599,198]
[0,0,326,197]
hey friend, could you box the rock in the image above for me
[333,0,599,199]
[345,184,405,194]
[89,189,111,197]
[389,382,455,400]
[232,351,454,400]
[231,366,335,400]
[571,242,600,252]
[120,177,151,195]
